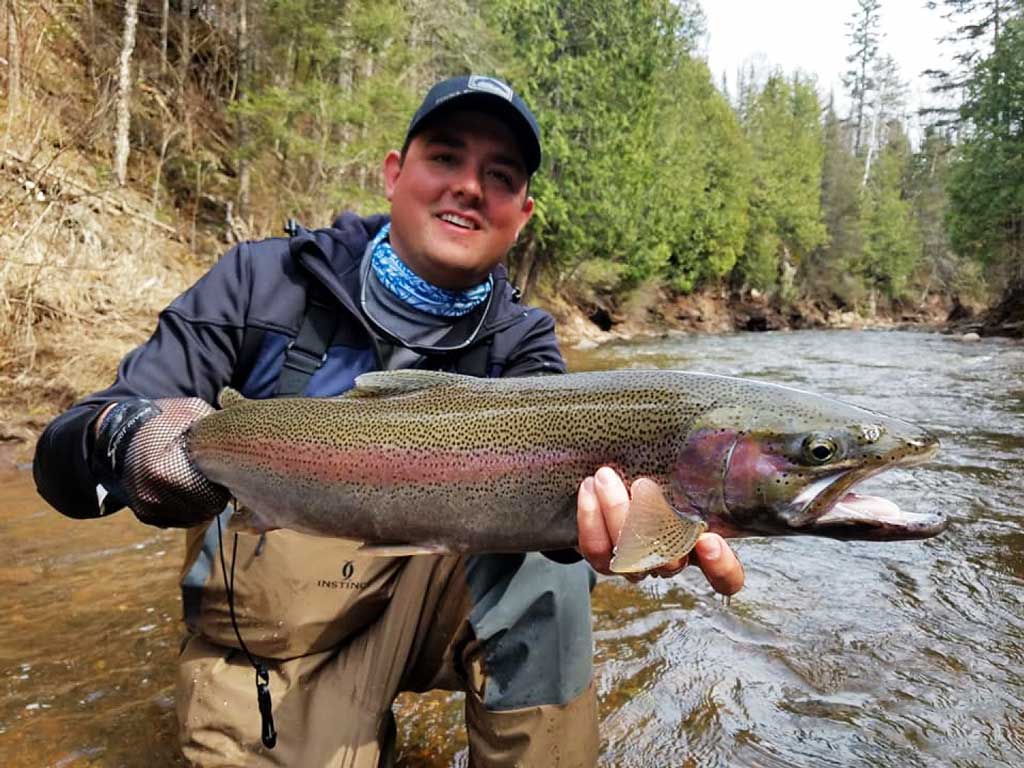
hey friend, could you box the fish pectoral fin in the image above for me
[351,370,472,397]
[610,478,707,574]
[218,387,249,409]
[355,542,455,557]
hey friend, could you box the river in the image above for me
[2,329,1022,767]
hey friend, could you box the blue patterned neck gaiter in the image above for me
[370,223,492,317]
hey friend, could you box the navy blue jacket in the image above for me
[34,212,566,521]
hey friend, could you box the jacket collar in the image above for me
[289,213,528,343]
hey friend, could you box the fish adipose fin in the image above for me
[356,542,454,557]
[352,370,470,397]
[610,478,707,573]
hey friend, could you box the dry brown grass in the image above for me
[0,145,203,453]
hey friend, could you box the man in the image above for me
[33,75,743,766]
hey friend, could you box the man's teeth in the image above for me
[439,213,476,229]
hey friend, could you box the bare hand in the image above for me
[576,466,744,595]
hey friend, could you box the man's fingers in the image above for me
[577,476,613,574]
[691,533,744,595]
[652,557,688,578]
[577,470,737,590]
[593,467,630,544]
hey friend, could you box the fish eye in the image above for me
[803,436,839,465]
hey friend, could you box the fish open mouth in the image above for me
[808,490,947,540]
[789,458,946,541]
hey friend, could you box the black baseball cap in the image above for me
[403,75,542,175]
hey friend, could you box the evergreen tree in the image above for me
[906,128,961,296]
[859,124,921,300]
[652,55,752,292]
[807,99,864,305]
[486,0,701,292]
[947,12,1024,287]
[735,73,826,294]
[924,0,1024,126]
[843,0,883,155]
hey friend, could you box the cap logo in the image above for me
[468,75,514,102]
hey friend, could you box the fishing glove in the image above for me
[90,397,229,527]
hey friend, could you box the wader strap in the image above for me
[274,219,340,396]
[276,279,338,396]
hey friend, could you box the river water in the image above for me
[2,329,1022,767]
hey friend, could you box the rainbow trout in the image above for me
[186,370,945,572]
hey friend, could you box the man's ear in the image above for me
[383,150,403,200]
[515,196,535,239]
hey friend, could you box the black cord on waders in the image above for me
[216,507,278,750]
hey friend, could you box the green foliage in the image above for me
[906,128,961,294]
[485,0,752,294]
[859,127,921,298]
[573,258,631,302]
[947,14,1024,279]
[488,0,687,282]
[234,0,513,221]
[735,73,826,292]
[805,102,863,299]
[654,57,752,293]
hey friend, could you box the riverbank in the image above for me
[0,275,964,473]
[546,286,956,349]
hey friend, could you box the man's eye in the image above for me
[487,169,515,188]
[433,153,457,166]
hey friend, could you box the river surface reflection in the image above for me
[2,329,1022,766]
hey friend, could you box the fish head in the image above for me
[677,385,945,541]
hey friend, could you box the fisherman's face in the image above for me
[383,109,535,290]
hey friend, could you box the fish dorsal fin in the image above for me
[218,387,249,409]
[610,478,708,573]
[352,370,470,397]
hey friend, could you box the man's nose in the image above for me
[451,164,483,202]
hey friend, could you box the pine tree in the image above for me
[947,13,1024,288]
[924,0,1024,126]
[843,0,883,155]
[860,125,921,301]
[808,99,864,305]
[736,73,826,294]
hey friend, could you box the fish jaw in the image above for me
[709,415,946,542]
[806,491,948,540]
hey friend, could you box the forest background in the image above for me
[0,0,1022,447]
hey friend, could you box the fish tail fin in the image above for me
[610,478,707,573]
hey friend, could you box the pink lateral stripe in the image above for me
[213,437,590,485]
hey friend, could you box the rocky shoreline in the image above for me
[548,289,960,349]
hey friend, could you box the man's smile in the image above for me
[436,211,481,231]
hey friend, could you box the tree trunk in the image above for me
[6,0,20,126]
[356,55,374,191]
[160,0,168,76]
[180,0,192,150]
[114,0,139,187]
[512,233,540,301]
[236,0,251,220]
[861,94,881,186]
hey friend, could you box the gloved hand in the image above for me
[90,397,230,527]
